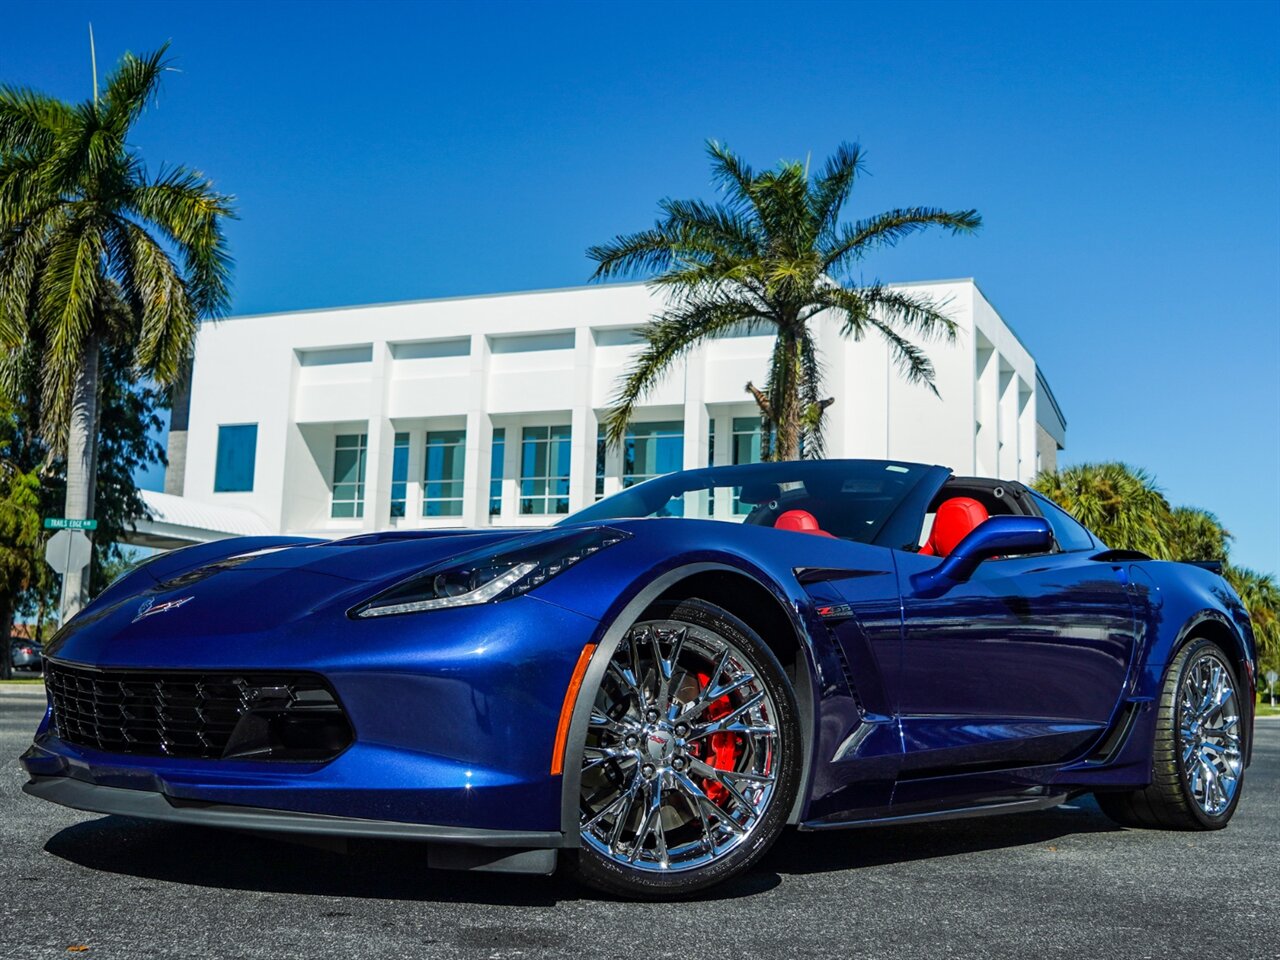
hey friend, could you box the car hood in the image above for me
[45,526,590,667]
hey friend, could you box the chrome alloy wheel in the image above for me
[1177,650,1243,817]
[579,620,781,872]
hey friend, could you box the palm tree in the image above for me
[1036,462,1279,676]
[588,141,980,459]
[1166,505,1232,561]
[0,43,233,616]
[1224,566,1280,676]
[1033,461,1174,558]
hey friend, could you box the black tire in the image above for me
[1095,638,1245,830]
[569,598,802,899]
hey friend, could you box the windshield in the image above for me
[561,460,933,545]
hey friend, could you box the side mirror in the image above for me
[911,516,1053,597]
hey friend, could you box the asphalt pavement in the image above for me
[2,690,1277,960]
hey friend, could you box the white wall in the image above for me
[180,279,1052,537]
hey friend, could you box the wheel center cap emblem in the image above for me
[643,724,676,764]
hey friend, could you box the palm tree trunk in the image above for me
[0,597,13,680]
[60,336,100,622]
[773,335,802,462]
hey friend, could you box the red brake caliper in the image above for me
[694,672,741,805]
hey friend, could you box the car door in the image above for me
[891,501,1137,780]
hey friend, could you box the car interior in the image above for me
[739,477,909,542]
[739,473,1047,560]
[917,479,1040,556]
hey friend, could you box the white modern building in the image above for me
[134,279,1067,546]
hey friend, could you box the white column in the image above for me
[459,332,493,527]
[974,342,999,477]
[500,421,521,523]
[682,344,707,470]
[567,329,595,513]
[362,342,393,531]
[1017,378,1036,484]
[997,361,1019,480]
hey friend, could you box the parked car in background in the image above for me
[10,638,44,673]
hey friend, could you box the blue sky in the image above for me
[3,0,1277,572]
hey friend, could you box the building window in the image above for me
[389,432,410,518]
[595,426,606,501]
[331,433,367,518]
[624,421,683,487]
[423,429,465,517]
[707,417,715,467]
[732,417,763,465]
[732,417,763,515]
[214,424,258,493]
[489,427,505,517]
[520,424,571,515]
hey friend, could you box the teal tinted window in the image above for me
[331,433,367,519]
[520,424,571,515]
[489,427,505,517]
[389,432,410,518]
[624,421,684,488]
[595,426,606,500]
[214,424,257,493]
[424,430,466,517]
[731,417,762,514]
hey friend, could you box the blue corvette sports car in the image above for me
[23,460,1257,898]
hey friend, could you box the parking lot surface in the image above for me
[2,693,1277,959]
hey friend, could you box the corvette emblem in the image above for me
[134,596,194,622]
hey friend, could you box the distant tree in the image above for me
[0,42,232,616]
[1166,506,1232,562]
[0,449,41,678]
[589,141,980,459]
[1034,462,1173,558]
[1224,566,1280,678]
[2,339,167,632]
[1036,462,1279,681]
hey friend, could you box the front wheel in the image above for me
[1095,638,1246,830]
[570,598,802,899]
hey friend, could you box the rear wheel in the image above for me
[570,598,801,899]
[1095,638,1245,830]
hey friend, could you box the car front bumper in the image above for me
[22,773,562,874]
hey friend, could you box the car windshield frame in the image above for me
[559,459,941,547]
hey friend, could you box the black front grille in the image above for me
[46,661,352,761]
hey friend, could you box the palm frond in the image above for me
[0,86,74,155]
[127,165,235,317]
[823,207,981,274]
[108,221,197,383]
[809,141,864,236]
[101,44,171,139]
[35,218,104,434]
[587,225,682,281]
[605,296,768,445]
[705,139,755,211]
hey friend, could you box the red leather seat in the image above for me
[774,509,835,538]
[919,497,989,557]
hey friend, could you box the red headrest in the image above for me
[920,497,989,557]
[775,509,835,538]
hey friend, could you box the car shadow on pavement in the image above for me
[760,795,1122,877]
[43,795,1123,904]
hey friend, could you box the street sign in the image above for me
[44,517,98,531]
[45,529,92,575]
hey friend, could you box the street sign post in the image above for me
[45,529,93,624]
[44,517,98,531]
[1267,669,1279,707]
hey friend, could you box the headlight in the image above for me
[352,526,631,618]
